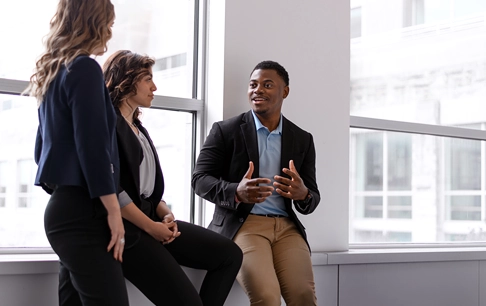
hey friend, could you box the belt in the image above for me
[249,213,287,218]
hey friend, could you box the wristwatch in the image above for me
[297,190,312,206]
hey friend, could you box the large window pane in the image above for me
[97,0,196,98]
[350,0,486,129]
[0,94,50,247]
[0,95,195,247]
[139,108,194,223]
[0,1,202,250]
[350,128,486,244]
[0,1,196,99]
[0,0,58,80]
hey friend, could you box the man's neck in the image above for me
[256,113,281,132]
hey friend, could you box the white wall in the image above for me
[206,0,350,252]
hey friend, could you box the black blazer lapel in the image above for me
[281,116,296,211]
[240,111,260,178]
[115,114,143,198]
[280,116,295,178]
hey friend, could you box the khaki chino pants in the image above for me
[234,214,317,306]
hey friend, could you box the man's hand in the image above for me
[236,161,274,204]
[273,160,308,201]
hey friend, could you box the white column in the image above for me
[205,0,350,251]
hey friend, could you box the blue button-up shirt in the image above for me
[250,110,288,216]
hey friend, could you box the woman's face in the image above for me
[128,68,157,108]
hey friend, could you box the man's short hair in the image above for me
[251,60,289,86]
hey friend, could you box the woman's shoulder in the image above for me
[71,54,96,64]
[63,55,103,85]
[69,55,102,74]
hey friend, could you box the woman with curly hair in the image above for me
[26,0,129,305]
[102,50,243,306]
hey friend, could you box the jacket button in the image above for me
[239,218,244,223]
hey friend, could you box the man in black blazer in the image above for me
[192,60,320,306]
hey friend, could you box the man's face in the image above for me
[247,69,289,120]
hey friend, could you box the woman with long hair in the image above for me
[27,0,129,305]
[102,50,243,306]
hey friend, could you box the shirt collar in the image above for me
[251,110,283,134]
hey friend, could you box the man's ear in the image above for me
[283,86,290,99]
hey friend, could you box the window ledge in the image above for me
[0,253,59,275]
[3,247,486,275]
[322,247,486,265]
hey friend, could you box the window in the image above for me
[0,1,205,248]
[350,127,486,244]
[0,95,50,247]
[350,1,486,244]
[0,1,197,100]
[139,108,195,223]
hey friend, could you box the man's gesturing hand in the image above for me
[236,161,274,204]
[273,160,308,201]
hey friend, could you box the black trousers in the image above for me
[56,195,243,306]
[122,220,242,306]
[44,186,129,306]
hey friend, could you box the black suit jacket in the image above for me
[192,111,320,249]
[115,109,165,247]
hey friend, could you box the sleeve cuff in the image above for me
[234,193,242,208]
[118,191,133,208]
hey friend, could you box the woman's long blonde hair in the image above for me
[25,0,115,103]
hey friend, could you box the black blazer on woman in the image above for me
[115,109,165,247]
[192,111,320,249]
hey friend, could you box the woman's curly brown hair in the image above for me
[103,50,155,124]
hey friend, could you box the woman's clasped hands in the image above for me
[147,213,181,244]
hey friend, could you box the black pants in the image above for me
[122,220,243,306]
[45,186,129,306]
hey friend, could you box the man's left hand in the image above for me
[273,160,308,201]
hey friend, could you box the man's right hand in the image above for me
[236,161,274,204]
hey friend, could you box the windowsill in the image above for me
[3,247,486,275]
[0,253,59,275]
[324,247,486,265]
